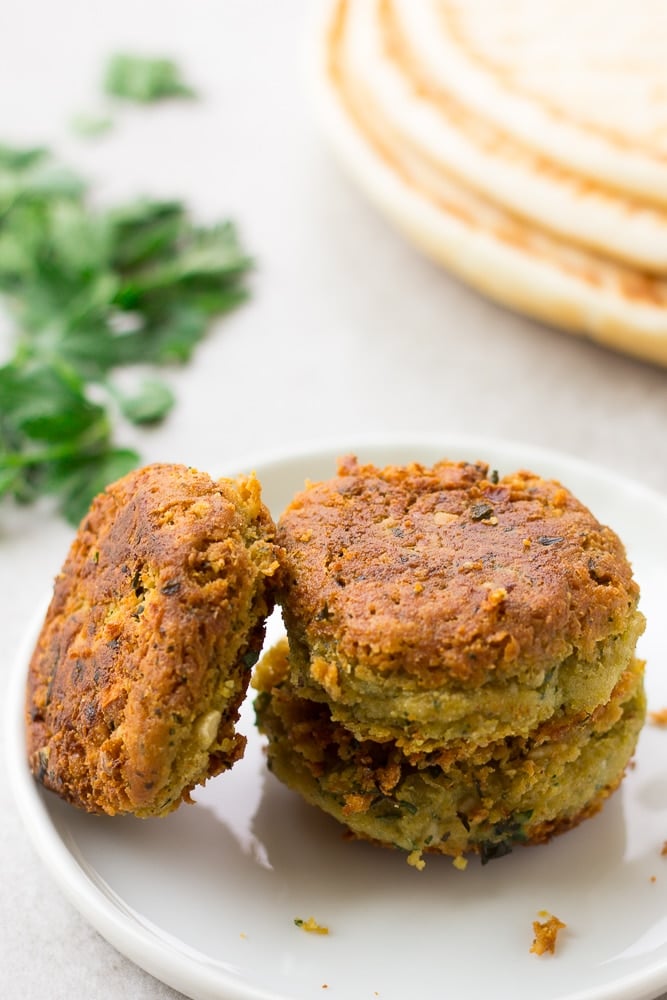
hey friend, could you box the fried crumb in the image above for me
[342,792,373,815]
[433,510,458,526]
[294,916,329,935]
[649,708,667,726]
[651,875,657,883]
[661,841,667,856]
[309,657,341,699]
[239,932,247,939]
[452,854,468,871]
[530,913,567,955]
[321,986,328,990]
[407,849,425,870]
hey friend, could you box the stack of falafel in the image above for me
[253,456,645,866]
[26,456,645,866]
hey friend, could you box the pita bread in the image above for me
[342,0,667,273]
[312,0,667,368]
[391,0,667,208]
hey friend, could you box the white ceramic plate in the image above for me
[7,434,667,1000]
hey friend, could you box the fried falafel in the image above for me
[254,456,645,863]
[26,462,280,817]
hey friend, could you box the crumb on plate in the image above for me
[294,916,329,935]
[530,913,567,955]
[407,849,425,870]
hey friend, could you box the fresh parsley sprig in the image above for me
[0,144,252,524]
[104,53,197,103]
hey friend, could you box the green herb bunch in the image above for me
[0,143,251,524]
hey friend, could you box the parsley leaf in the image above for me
[104,54,197,102]
[53,449,141,526]
[0,143,251,524]
[114,378,175,425]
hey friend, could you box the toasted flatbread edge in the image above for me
[309,0,667,368]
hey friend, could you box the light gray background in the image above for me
[1,1,666,997]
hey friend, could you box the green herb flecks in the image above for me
[479,811,533,865]
[0,144,252,524]
[104,53,196,103]
[470,501,494,522]
[479,840,514,865]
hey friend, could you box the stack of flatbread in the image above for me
[312,0,667,366]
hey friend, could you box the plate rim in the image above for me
[7,431,667,1000]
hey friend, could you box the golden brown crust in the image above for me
[277,456,640,686]
[530,915,567,956]
[26,463,280,816]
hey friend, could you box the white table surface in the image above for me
[1,2,666,998]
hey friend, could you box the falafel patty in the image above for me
[254,456,645,862]
[255,639,644,862]
[26,463,280,817]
